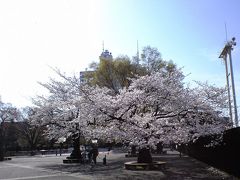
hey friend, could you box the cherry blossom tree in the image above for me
[32,69,88,159]
[80,68,230,163]
[32,66,230,163]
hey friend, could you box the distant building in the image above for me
[99,50,113,60]
[79,70,93,84]
[80,49,113,84]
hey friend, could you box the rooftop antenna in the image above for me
[134,40,140,65]
[137,40,139,58]
[225,23,228,42]
[102,41,105,52]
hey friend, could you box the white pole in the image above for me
[223,55,233,124]
[228,46,238,126]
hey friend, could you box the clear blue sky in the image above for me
[0,0,240,110]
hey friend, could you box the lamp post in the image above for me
[219,37,238,127]
[223,51,233,124]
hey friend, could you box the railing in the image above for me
[5,149,71,156]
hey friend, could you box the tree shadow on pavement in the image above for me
[37,154,236,180]
[38,156,165,180]
[157,155,236,180]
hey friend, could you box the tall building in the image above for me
[80,49,113,84]
[99,50,113,60]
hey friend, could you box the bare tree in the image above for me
[17,107,45,155]
[0,101,19,161]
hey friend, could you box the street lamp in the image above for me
[219,37,238,127]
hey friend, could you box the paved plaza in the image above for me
[0,150,238,180]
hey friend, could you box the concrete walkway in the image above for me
[0,150,238,180]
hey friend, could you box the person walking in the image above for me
[92,146,99,164]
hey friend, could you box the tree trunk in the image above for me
[30,145,35,156]
[70,135,81,159]
[0,128,4,161]
[131,145,137,155]
[137,148,152,163]
[156,142,163,154]
[0,143,4,161]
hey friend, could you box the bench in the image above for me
[125,161,166,170]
